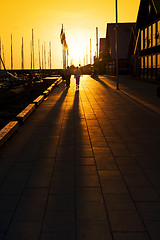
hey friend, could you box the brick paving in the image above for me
[0,75,160,240]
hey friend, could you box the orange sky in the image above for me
[0,0,140,69]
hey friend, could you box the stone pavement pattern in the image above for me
[0,75,160,240]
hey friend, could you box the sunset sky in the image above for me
[0,0,140,69]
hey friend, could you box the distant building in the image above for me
[96,23,135,75]
[106,23,135,74]
[99,38,106,53]
[133,0,160,82]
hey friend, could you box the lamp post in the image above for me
[115,0,119,90]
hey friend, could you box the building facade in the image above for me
[134,0,160,81]
[102,23,135,75]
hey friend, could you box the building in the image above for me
[133,0,160,81]
[99,23,135,75]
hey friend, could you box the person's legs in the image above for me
[68,76,71,87]
[76,77,79,90]
[66,76,69,86]
[76,77,80,90]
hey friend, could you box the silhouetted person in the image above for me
[65,66,71,87]
[74,67,81,91]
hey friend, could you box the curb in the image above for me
[0,76,63,148]
[0,121,19,148]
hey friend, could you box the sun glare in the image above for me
[68,32,89,66]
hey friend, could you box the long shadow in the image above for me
[0,82,73,239]
[46,89,88,237]
[91,75,110,89]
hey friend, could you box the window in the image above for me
[157,21,160,45]
[158,54,160,68]
[144,28,148,49]
[152,23,156,46]
[148,55,151,68]
[153,55,156,68]
[141,57,144,68]
[141,30,143,50]
[144,56,148,68]
[148,26,152,48]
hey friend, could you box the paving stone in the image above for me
[77,202,107,221]
[77,220,112,240]
[76,157,95,166]
[98,170,123,181]
[115,156,137,165]
[4,221,41,240]
[0,181,25,195]
[101,180,128,194]
[0,195,20,211]
[129,186,160,201]
[76,166,97,175]
[145,221,160,240]
[123,174,151,186]
[0,233,4,240]
[50,180,75,194]
[118,164,143,174]
[113,232,150,240]
[0,211,13,231]
[42,211,75,232]
[76,187,103,202]
[52,169,74,181]
[54,160,74,169]
[104,193,135,211]
[96,158,118,170]
[108,210,145,231]
[75,148,93,157]
[111,149,132,157]
[47,194,75,211]
[40,232,75,240]
[76,175,100,187]
[136,202,160,221]
[13,192,47,221]
[27,164,53,188]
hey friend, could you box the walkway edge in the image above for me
[100,77,160,115]
[0,76,63,148]
[121,90,160,115]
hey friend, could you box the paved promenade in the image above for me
[0,75,160,240]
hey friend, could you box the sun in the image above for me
[68,32,89,66]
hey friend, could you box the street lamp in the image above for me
[115,0,119,90]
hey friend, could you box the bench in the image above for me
[16,104,35,124]
[0,121,19,147]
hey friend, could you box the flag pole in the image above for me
[96,27,99,75]
[0,37,1,70]
[115,0,119,90]
[90,39,92,65]
[21,37,24,70]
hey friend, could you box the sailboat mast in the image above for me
[32,29,34,69]
[21,37,24,70]
[0,37,1,70]
[11,34,13,70]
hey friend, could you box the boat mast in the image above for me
[21,37,24,70]
[11,34,13,70]
[0,37,1,70]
